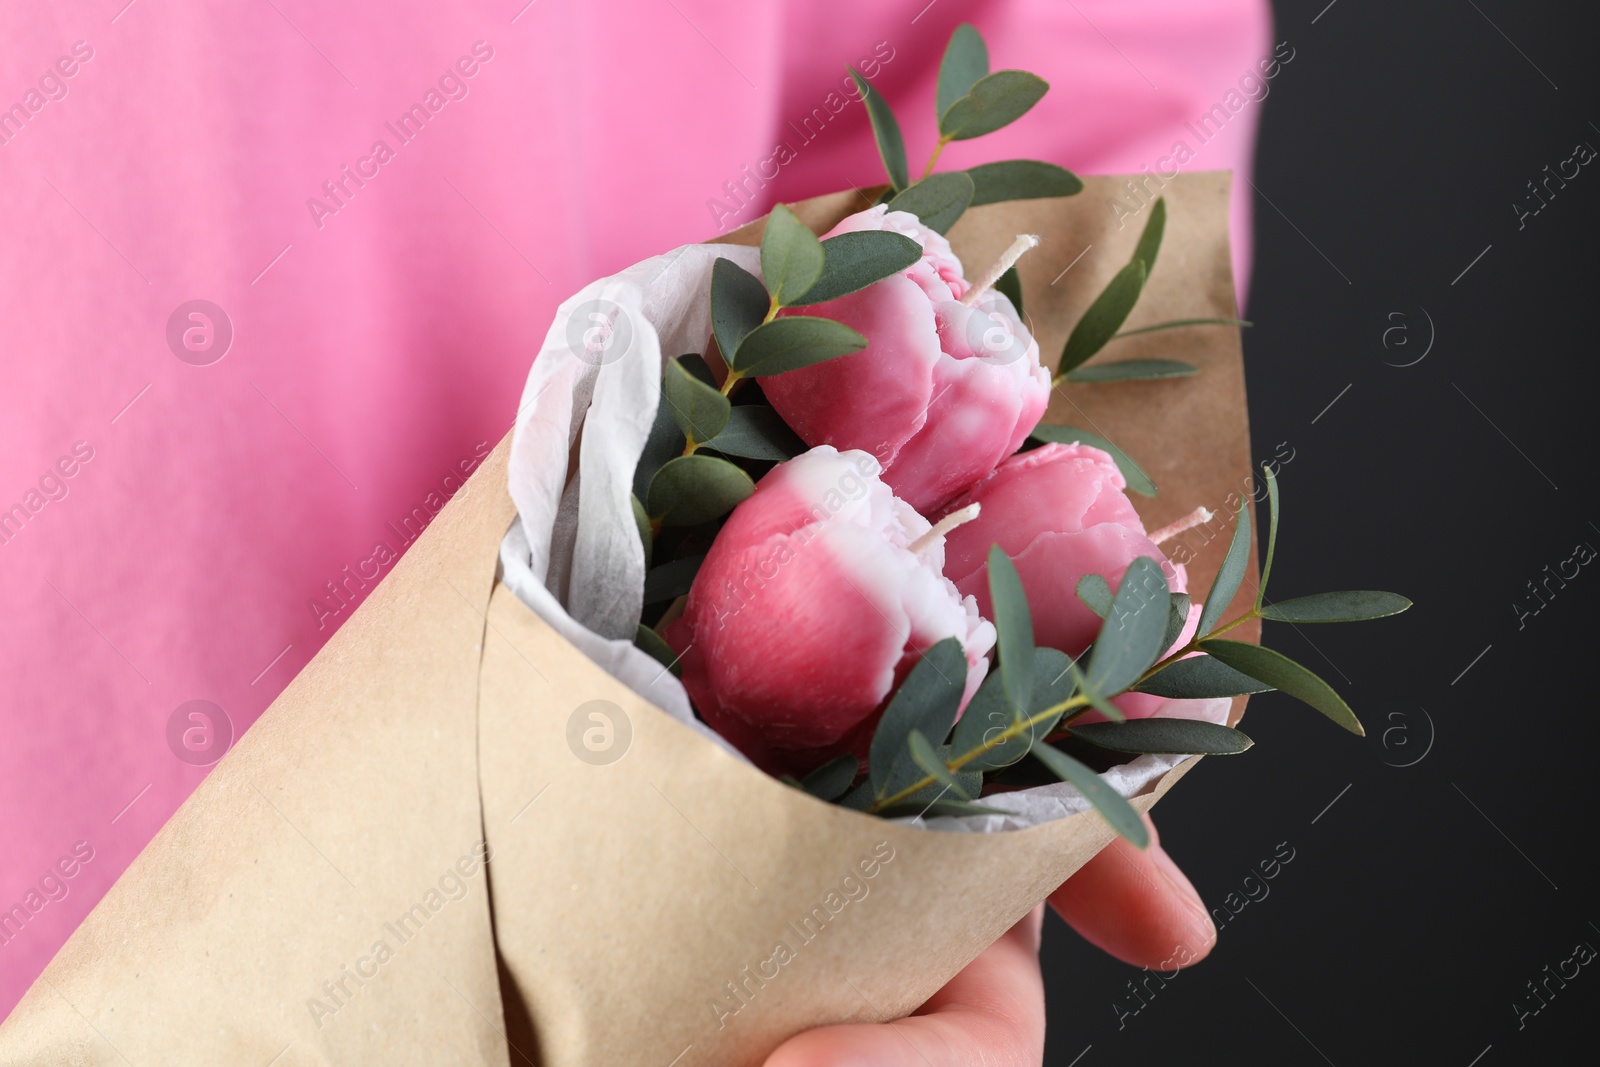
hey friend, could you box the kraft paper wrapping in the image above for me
[0,172,1258,1066]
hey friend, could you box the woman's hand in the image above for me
[763,814,1214,1067]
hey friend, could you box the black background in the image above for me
[1041,2,1600,1063]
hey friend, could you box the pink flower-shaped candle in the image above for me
[761,207,1050,515]
[938,442,1188,662]
[663,446,994,776]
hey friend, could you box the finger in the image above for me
[763,905,1046,1067]
[1048,812,1216,970]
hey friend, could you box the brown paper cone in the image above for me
[1,173,1257,1067]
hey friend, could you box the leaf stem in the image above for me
[867,694,1090,812]
[921,136,952,181]
[863,604,1268,814]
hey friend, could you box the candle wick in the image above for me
[960,234,1040,307]
[1149,506,1215,546]
[909,504,981,554]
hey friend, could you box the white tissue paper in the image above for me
[499,241,1229,833]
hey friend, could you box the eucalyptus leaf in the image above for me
[940,70,1049,141]
[1133,196,1167,276]
[1028,424,1156,496]
[701,405,805,461]
[988,546,1035,717]
[886,171,975,235]
[936,23,989,120]
[1162,592,1192,654]
[1086,556,1170,695]
[851,68,909,191]
[1112,317,1252,339]
[1258,464,1281,609]
[663,356,731,444]
[631,494,652,570]
[1260,590,1412,623]
[633,389,686,500]
[995,265,1024,315]
[868,637,967,799]
[800,755,859,802]
[1201,639,1365,736]
[1065,359,1199,384]
[643,553,706,605]
[677,352,717,386]
[1134,654,1275,699]
[1031,742,1149,847]
[633,625,680,677]
[1197,499,1251,637]
[951,647,1075,771]
[711,257,771,370]
[790,230,922,306]
[1077,574,1112,618]
[907,730,972,799]
[761,204,825,306]
[1059,260,1148,374]
[1069,662,1125,722]
[1071,719,1254,755]
[646,454,754,527]
[734,316,867,377]
[966,159,1083,205]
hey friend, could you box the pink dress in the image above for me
[0,0,1268,1013]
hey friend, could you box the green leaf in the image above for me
[1134,654,1275,699]
[936,23,989,121]
[951,647,1075,771]
[800,755,859,802]
[1162,592,1192,654]
[633,625,680,676]
[869,637,967,799]
[631,494,652,569]
[790,230,922,306]
[761,204,826,307]
[734,316,867,378]
[711,258,771,370]
[1200,639,1365,736]
[1133,197,1167,277]
[701,405,805,461]
[987,546,1035,718]
[939,70,1049,141]
[1197,499,1251,637]
[886,172,976,235]
[646,454,755,527]
[1257,464,1280,610]
[851,68,909,191]
[995,265,1024,315]
[1059,260,1148,374]
[1076,574,1112,618]
[1065,359,1199,384]
[633,387,686,500]
[1087,557,1171,695]
[1071,719,1254,755]
[1068,660,1125,722]
[643,553,705,605]
[1112,317,1252,339]
[966,159,1083,205]
[663,356,731,444]
[907,730,972,799]
[1031,742,1150,848]
[1028,424,1156,496]
[1259,591,1413,623]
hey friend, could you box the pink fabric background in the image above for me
[0,0,1267,1015]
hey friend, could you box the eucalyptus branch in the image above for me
[866,693,1090,813]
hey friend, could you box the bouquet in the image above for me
[0,24,1406,1067]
